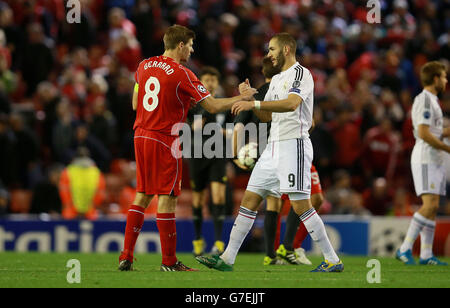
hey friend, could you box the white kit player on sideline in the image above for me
[396,61,449,266]
[196,33,343,272]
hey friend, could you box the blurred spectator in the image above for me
[361,118,401,183]
[36,81,61,149]
[21,22,54,97]
[30,163,63,215]
[0,2,23,71]
[310,105,336,185]
[111,30,142,72]
[326,169,356,213]
[52,98,75,163]
[10,112,40,188]
[0,114,16,186]
[71,123,112,172]
[0,29,17,96]
[327,104,362,172]
[59,147,105,220]
[87,96,117,151]
[108,7,136,41]
[362,178,395,216]
[60,0,97,49]
[131,0,161,58]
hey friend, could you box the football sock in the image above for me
[156,212,177,266]
[283,207,301,251]
[264,210,278,258]
[419,218,436,260]
[192,206,203,240]
[221,206,257,265]
[300,208,340,264]
[212,204,225,242]
[122,205,145,258]
[293,222,308,249]
[400,212,432,253]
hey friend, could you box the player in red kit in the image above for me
[119,25,257,271]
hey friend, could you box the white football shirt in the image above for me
[411,89,444,164]
[264,62,314,142]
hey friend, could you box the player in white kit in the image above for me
[396,61,449,265]
[196,33,343,272]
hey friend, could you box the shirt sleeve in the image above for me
[179,67,211,105]
[415,94,432,126]
[288,68,314,102]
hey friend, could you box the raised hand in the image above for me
[238,78,251,94]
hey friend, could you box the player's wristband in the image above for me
[254,100,261,110]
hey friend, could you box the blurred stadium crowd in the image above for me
[0,0,449,219]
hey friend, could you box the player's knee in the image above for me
[133,192,153,208]
[290,199,312,215]
[157,195,177,213]
[266,196,282,212]
[311,193,324,210]
[241,190,263,211]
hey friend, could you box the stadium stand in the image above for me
[0,0,449,219]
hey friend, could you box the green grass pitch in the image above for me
[0,252,449,288]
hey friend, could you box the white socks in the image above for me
[220,206,257,265]
[420,221,436,260]
[400,212,436,259]
[300,208,340,264]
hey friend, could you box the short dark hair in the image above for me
[199,66,221,79]
[272,33,297,54]
[163,24,196,50]
[262,56,280,79]
[420,61,446,87]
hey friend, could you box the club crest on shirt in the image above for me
[197,85,207,93]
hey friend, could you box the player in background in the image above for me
[190,66,232,256]
[197,33,343,272]
[118,25,257,272]
[396,61,449,266]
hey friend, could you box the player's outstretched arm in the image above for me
[199,87,257,114]
[418,124,450,153]
[231,94,302,115]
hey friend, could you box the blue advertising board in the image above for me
[0,216,369,255]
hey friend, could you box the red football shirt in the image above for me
[133,55,210,135]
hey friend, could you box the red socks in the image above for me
[156,212,177,266]
[293,222,308,249]
[122,205,146,260]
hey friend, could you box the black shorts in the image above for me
[189,158,227,192]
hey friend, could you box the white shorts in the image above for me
[246,138,313,200]
[411,163,446,196]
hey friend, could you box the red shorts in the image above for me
[281,164,322,200]
[134,127,182,196]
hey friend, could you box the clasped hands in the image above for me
[232,79,258,115]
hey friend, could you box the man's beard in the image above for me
[436,82,445,95]
[275,53,285,70]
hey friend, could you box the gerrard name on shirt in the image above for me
[143,60,174,75]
